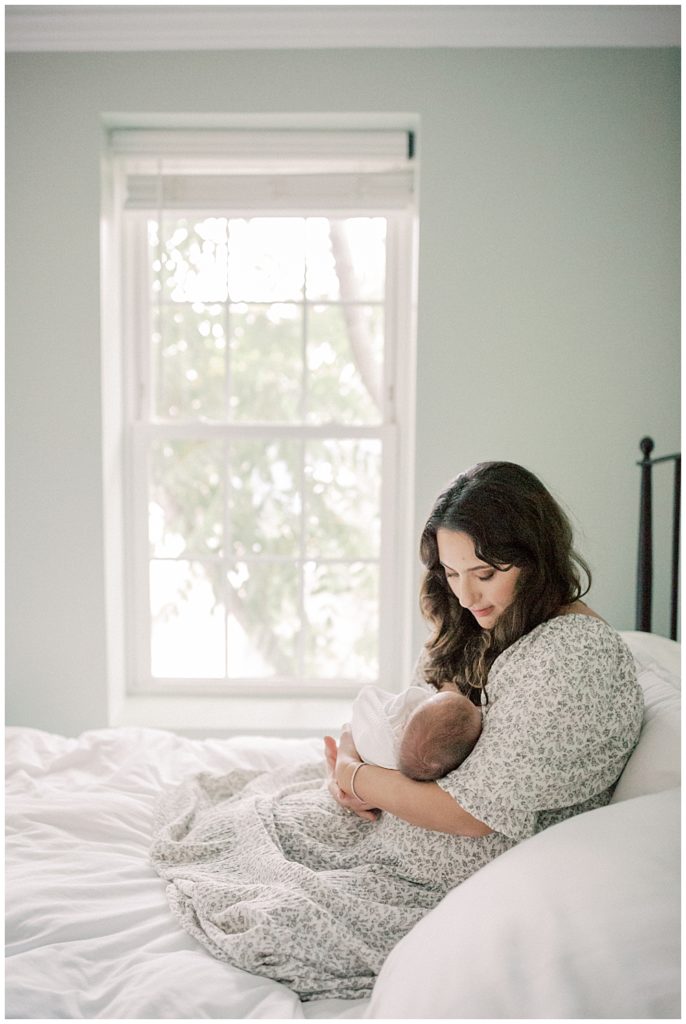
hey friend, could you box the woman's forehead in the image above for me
[436,529,488,568]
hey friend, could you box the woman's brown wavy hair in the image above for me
[419,462,591,704]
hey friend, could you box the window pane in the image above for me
[227,561,300,678]
[304,561,378,680]
[306,304,383,424]
[310,218,386,302]
[228,439,301,559]
[149,440,224,557]
[228,218,305,302]
[150,560,225,677]
[305,439,381,559]
[229,303,303,422]
[153,303,226,420]
[151,217,229,304]
[304,218,340,301]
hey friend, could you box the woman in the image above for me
[151,462,643,1001]
[326,461,643,837]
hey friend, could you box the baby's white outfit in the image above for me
[351,685,432,769]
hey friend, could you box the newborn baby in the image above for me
[351,684,482,781]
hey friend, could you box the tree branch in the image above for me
[328,222,382,411]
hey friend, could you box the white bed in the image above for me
[5,630,680,1019]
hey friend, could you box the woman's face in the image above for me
[436,528,521,630]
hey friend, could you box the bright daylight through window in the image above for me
[107,126,417,700]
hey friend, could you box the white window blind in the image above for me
[109,128,415,211]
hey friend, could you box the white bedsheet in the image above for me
[5,727,369,1019]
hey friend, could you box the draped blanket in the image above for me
[150,760,509,1000]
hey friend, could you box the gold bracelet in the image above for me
[349,761,366,801]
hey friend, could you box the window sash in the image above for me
[129,422,398,698]
[124,214,402,429]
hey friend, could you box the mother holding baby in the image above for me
[151,461,643,1001]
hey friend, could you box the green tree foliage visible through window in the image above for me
[146,216,387,683]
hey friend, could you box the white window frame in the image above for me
[101,121,418,731]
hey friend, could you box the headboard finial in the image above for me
[639,436,655,460]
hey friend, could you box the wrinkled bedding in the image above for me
[5,727,368,1019]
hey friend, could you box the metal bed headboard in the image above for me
[636,436,681,640]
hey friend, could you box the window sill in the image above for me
[113,693,352,739]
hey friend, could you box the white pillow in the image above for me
[620,629,681,678]
[611,660,680,803]
[367,788,680,1020]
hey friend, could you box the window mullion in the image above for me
[299,221,309,681]
[125,219,154,691]
[222,437,230,680]
[223,236,232,681]
[139,422,385,440]
[382,215,398,424]
[128,217,154,424]
[297,441,307,683]
[130,427,153,690]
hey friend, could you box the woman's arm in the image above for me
[327,726,492,837]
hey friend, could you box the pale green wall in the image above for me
[6,47,679,735]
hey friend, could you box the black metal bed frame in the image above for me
[636,436,681,640]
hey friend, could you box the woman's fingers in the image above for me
[326,777,379,821]
[352,807,379,821]
[324,730,378,821]
[323,735,337,755]
[345,801,379,821]
[323,735,338,774]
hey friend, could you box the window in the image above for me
[105,125,417,707]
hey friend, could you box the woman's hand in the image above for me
[323,731,379,821]
[335,722,362,765]
[325,728,491,835]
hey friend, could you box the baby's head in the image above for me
[397,691,482,782]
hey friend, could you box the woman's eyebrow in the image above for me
[439,561,489,574]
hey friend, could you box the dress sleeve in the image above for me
[437,618,644,841]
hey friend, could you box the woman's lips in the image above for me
[472,607,495,618]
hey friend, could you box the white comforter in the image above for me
[5,727,368,1019]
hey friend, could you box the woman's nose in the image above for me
[458,578,479,608]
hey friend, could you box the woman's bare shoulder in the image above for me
[558,600,606,622]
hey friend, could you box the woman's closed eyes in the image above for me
[443,567,495,583]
